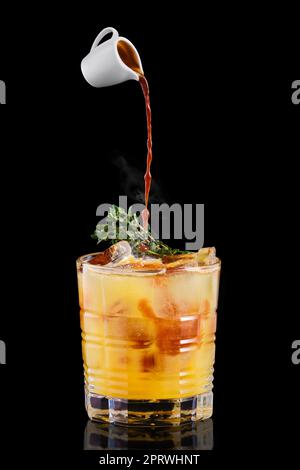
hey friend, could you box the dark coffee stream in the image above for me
[117,40,153,229]
[139,75,152,229]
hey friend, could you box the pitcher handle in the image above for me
[90,27,119,51]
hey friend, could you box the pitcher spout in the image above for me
[116,37,144,80]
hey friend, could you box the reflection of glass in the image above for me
[77,252,220,425]
[84,419,214,450]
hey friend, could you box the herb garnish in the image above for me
[92,205,188,257]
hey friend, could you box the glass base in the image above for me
[85,391,213,426]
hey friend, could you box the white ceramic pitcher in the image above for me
[81,27,143,88]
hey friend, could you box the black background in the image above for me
[0,5,299,466]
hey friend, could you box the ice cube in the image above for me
[105,241,132,265]
[105,316,154,348]
[163,253,198,270]
[118,256,164,270]
[89,241,132,266]
[109,300,129,316]
[162,248,219,270]
[197,247,218,266]
[156,316,200,355]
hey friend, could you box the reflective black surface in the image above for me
[84,419,213,450]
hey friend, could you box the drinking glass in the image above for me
[77,254,221,425]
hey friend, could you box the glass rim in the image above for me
[76,252,221,276]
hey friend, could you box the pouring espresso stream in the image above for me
[117,39,153,228]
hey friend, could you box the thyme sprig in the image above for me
[92,205,188,256]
